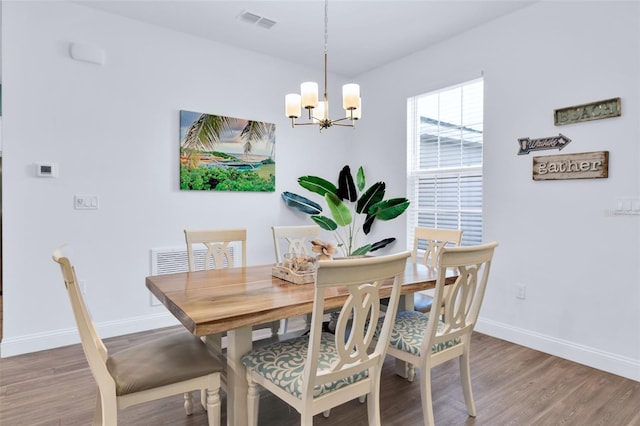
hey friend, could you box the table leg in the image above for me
[395,294,412,378]
[226,326,252,426]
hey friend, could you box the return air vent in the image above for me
[239,10,277,29]
[150,243,240,275]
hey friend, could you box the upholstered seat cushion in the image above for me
[377,310,461,356]
[106,331,223,396]
[241,332,368,399]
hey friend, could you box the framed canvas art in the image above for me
[180,110,276,192]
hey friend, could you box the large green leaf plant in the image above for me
[282,165,410,257]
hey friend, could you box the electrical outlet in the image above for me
[515,283,526,300]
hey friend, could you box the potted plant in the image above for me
[281,165,410,257]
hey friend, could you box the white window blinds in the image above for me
[407,78,484,247]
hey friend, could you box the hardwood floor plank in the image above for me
[1,327,638,425]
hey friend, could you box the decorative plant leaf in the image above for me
[298,176,337,197]
[369,198,411,220]
[311,215,338,231]
[282,165,409,257]
[362,214,375,235]
[337,165,357,202]
[325,192,352,227]
[356,166,365,192]
[370,238,396,252]
[351,244,372,256]
[356,182,385,214]
[281,192,322,215]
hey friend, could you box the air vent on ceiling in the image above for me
[239,10,277,29]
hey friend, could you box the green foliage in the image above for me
[180,165,275,192]
[282,165,410,256]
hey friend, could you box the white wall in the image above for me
[0,1,352,355]
[2,1,638,382]
[354,1,640,380]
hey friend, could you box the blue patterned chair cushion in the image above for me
[376,310,461,356]
[241,332,368,399]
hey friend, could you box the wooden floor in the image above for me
[1,326,638,426]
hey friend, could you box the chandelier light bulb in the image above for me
[285,94,302,118]
[300,82,319,109]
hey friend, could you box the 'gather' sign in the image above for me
[533,151,609,181]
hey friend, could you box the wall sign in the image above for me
[554,97,620,126]
[533,151,609,181]
[518,133,571,155]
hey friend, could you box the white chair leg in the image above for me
[98,392,118,426]
[302,412,314,426]
[407,363,416,382]
[419,366,435,426]
[92,391,103,426]
[460,350,477,417]
[184,391,194,415]
[205,387,221,426]
[248,380,260,426]
[367,379,382,426]
[280,318,289,334]
[305,313,312,330]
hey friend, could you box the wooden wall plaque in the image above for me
[554,98,620,126]
[533,151,609,181]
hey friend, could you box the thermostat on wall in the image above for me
[36,162,58,177]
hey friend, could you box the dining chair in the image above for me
[184,228,280,410]
[242,251,411,426]
[184,228,280,342]
[380,242,498,426]
[271,224,320,333]
[411,227,463,314]
[52,247,222,426]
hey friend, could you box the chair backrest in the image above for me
[303,251,410,397]
[271,225,320,262]
[412,227,463,268]
[184,228,247,271]
[52,247,113,393]
[425,242,498,353]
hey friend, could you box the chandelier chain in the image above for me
[324,0,329,54]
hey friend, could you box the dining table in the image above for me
[146,259,456,426]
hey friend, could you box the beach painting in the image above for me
[180,110,276,192]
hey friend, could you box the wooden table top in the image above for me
[146,261,455,337]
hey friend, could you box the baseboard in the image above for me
[0,312,179,358]
[475,317,640,381]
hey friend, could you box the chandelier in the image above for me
[284,0,361,131]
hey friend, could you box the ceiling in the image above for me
[75,0,536,78]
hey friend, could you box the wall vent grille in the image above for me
[148,244,239,307]
[150,243,239,275]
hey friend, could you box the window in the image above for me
[407,78,484,247]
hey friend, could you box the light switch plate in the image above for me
[74,194,99,210]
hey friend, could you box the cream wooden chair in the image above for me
[242,251,411,426]
[272,224,320,262]
[381,242,498,426]
[184,228,280,340]
[52,247,222,426]
[411,227,463,314]
[271,224,320,333]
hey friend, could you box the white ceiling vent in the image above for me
[239,10,276,29]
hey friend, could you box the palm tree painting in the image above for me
[180,110,276,192]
